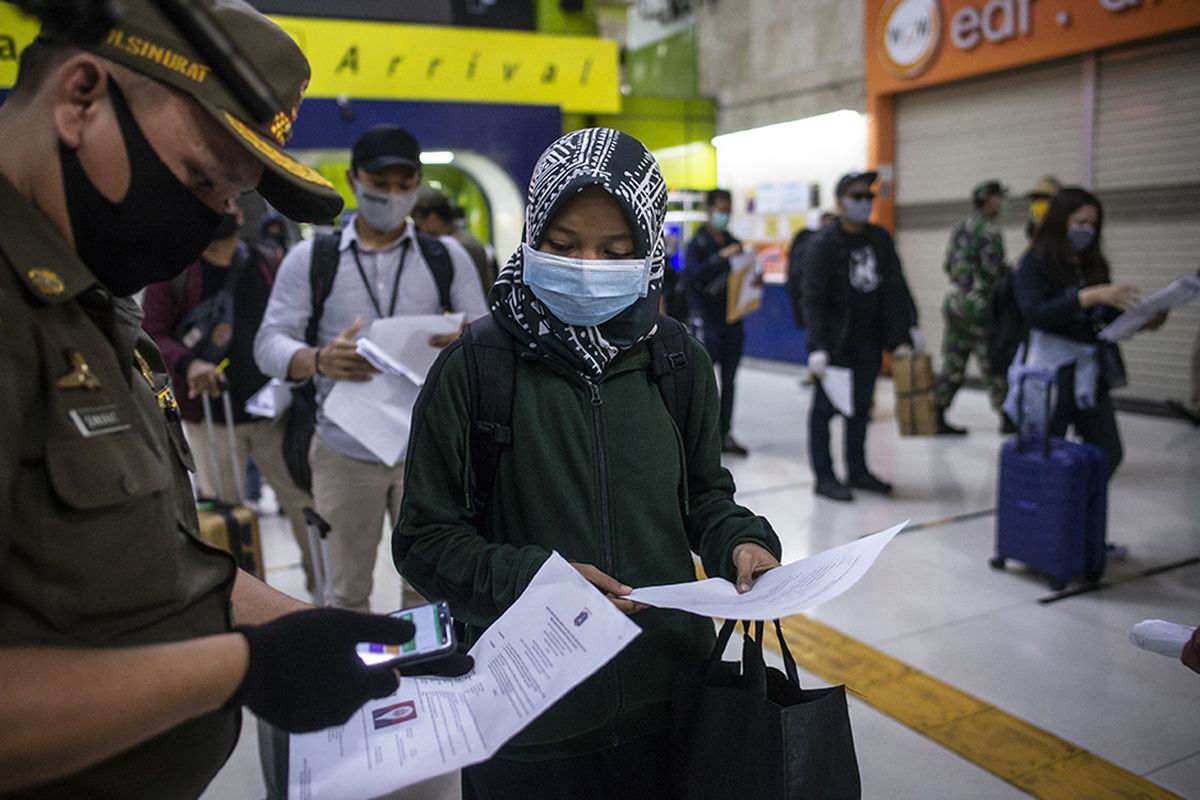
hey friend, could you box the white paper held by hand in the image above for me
[244,378,292,419]
[819,367,855,418]
[288,553,641,800]
[1099,275,1200,342]
[626,521,906,620]
[322,374,420,467]
[1128,619,1196,659]
[357,314,465,385]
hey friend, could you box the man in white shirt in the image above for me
[255,125,487,611]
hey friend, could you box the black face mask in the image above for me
[211,211,240,242]
[59,80,222,297]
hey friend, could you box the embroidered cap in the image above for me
[55,0,342,222]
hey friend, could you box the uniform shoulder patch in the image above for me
[27,269,65,296]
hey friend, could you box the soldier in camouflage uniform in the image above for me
[934,180,1010,435]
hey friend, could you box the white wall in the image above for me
[696,0,867,134]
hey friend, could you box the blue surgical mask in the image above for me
[710,211,731,231]
[1067,225,1096,253]
[842,198,873,224]
[523,243,651,327]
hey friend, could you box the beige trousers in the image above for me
[310,434,416,612]
[184,418,316,590]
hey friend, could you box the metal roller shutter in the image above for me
[893,59,1084,370]
[1095,33,1200,402]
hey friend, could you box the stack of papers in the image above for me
[323,314,464,466]
[288,553,641,800]
[819,367,855,418]
[1099,275,1200,342]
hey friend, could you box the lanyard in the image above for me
[350,238,411,318]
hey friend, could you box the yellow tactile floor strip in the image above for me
[767,614,1182,799]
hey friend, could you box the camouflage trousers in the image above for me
[934,293,1007,412]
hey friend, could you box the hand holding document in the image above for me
[1128,619,1197,659]
[819,367,855,418]
[244,378,292,419]
[626,521,906,620]
[356,314,465,386]
[1099,275,1200,342]
[323,314,465,466]
[725,250,763,324]
[289,553,640,800]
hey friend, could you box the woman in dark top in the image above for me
[1012,187,1151,479]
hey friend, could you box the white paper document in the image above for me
[1129,619,1196,659]
[819,367,855,418]
[1099,275,1200,342]
[323,375,420,467]
[288,553,641,800]
[357,314,464,386]
[244,378,292,419]
[726,251,763,323]
[626,521,906,620]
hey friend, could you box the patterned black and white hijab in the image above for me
[489,128,668,380]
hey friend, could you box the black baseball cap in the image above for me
[68,0,343,223]
[352,126,422,174]
[972,179,1008,204]
[836,171,878,198]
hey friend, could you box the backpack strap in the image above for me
[306,233,342,347]
[462,316,516,539]
[415,232,455,313]
[648,315,693,436]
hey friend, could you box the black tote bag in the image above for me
[673,619,861,800]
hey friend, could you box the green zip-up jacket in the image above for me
[393,331,781,759]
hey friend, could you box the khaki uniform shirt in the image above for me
[0,175,239,798]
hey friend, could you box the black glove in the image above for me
[229,608,416,733]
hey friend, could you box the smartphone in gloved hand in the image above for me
[356,601,456,668]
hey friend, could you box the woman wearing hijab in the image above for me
[394,129,782,797]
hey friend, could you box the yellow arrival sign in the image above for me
[0,6,621,114]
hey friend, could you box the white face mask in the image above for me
[354,182,417,233]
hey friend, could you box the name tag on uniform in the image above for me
[69,405,131,438]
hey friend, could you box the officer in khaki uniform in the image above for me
[0,1,433,795]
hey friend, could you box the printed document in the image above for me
[288,553,641,800]
[1099,275,1200,342]
[819,367,855,418]
[323,375,419,467]
[626,521,906,619]
[356,314,464,386]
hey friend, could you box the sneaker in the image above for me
[936,410,968,436]
[721,436,749,457]
[814,476,854,502]
[847,472,893,494]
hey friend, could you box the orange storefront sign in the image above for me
[864,0,1200,229]
[867,0,1200,94]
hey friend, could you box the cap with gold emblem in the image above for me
[46,0,342,223]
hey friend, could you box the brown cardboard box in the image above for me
[894,353,938,436]
[896,393,938,436]
[893,353,934,395]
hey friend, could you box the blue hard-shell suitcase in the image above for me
[992,373,1108,590]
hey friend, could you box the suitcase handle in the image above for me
[199,374,246,505]
[1014,369,1059,459]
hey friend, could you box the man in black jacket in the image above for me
[802,172,915,501]
[686,188,750,456]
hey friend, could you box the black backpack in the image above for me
[987,271,1026,378]
[459,314,694,538]
[172,247,252,364]
[282,231,455,493]
[785,229,815,328]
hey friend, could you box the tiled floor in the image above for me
[202,360,1200,799]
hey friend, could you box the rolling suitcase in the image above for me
[991,372,1108,590]
[195,389,266,579]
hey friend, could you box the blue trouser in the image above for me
[809,350,882,481]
